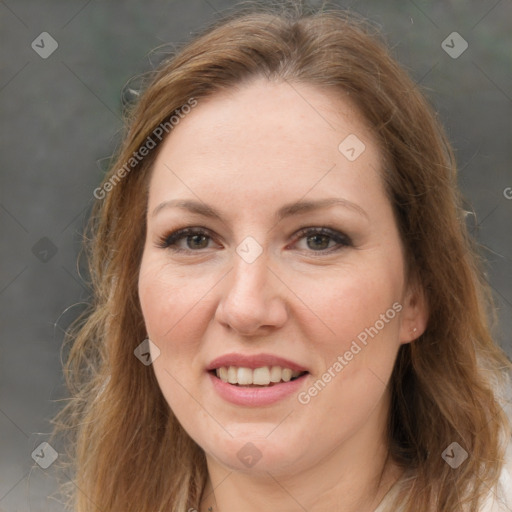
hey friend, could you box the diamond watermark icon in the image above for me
[31,442,58,469]
[237,442,262,468]
[441,32,468,59]
[31,32,59,59]
[32,237,58,262]
[236,236,263,264]
[134,338,161,365]
[442,442,468,469]
[338,134,366,161]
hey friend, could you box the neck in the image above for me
[199,401,402,512]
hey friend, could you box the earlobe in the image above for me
[399,281,429,345]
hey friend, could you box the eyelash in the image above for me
[156,226,352,255]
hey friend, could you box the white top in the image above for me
[374,442,512,512]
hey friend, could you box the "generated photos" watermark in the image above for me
[298,301,403,404]
[93,97,198,200]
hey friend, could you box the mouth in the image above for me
[208,366,309,387]
[206,354,310,406]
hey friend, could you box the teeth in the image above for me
[237,367,253,385]
[269,366,282,383]
[218,366,228,382]
[227,366,237,384]
[282,368,293,382]
[215,366,303,386]
[253,367,270,385]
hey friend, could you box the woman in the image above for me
[52,2,512,511]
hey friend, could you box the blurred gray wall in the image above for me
[1,0,511,509]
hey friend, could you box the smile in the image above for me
[212,365,307,387]
[206,352,310,406]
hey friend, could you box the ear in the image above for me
[398,277,429,345]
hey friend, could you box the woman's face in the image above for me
[138,78,421,477]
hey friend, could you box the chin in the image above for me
[201,431,307,475]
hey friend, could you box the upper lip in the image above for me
[206,353,309,373]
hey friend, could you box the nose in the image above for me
[214,253,288,336]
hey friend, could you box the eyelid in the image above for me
[291,226,352,247]
[287,226,352,256]
[155,227,217,251]
[156,225,352,254]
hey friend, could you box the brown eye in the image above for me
[306,233,331,250]
[293,227,352,253]
[157,228,217,252]
[184,233,210,250]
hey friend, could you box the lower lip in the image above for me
[208,372,309,407]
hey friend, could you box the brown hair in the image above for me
[51,1,511,511]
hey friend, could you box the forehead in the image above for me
[148,78,384,212]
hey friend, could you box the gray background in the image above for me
[0,0,511,510]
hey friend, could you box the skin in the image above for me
[138,77,428,512]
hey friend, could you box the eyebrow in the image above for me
[152,197,369,221]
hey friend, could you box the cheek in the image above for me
[138,256,222,403]
[293,259,404,410]
[295,261,403,346]
[138,256,214,343]
[138,259,212,429]
[294,261,403,423]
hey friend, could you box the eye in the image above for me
[291,227,352,253]
[156,226,352,255]
[156,227,218,252]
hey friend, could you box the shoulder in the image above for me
[481,441,512,512]
[482,372,512,511]
[375,443,512,512]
